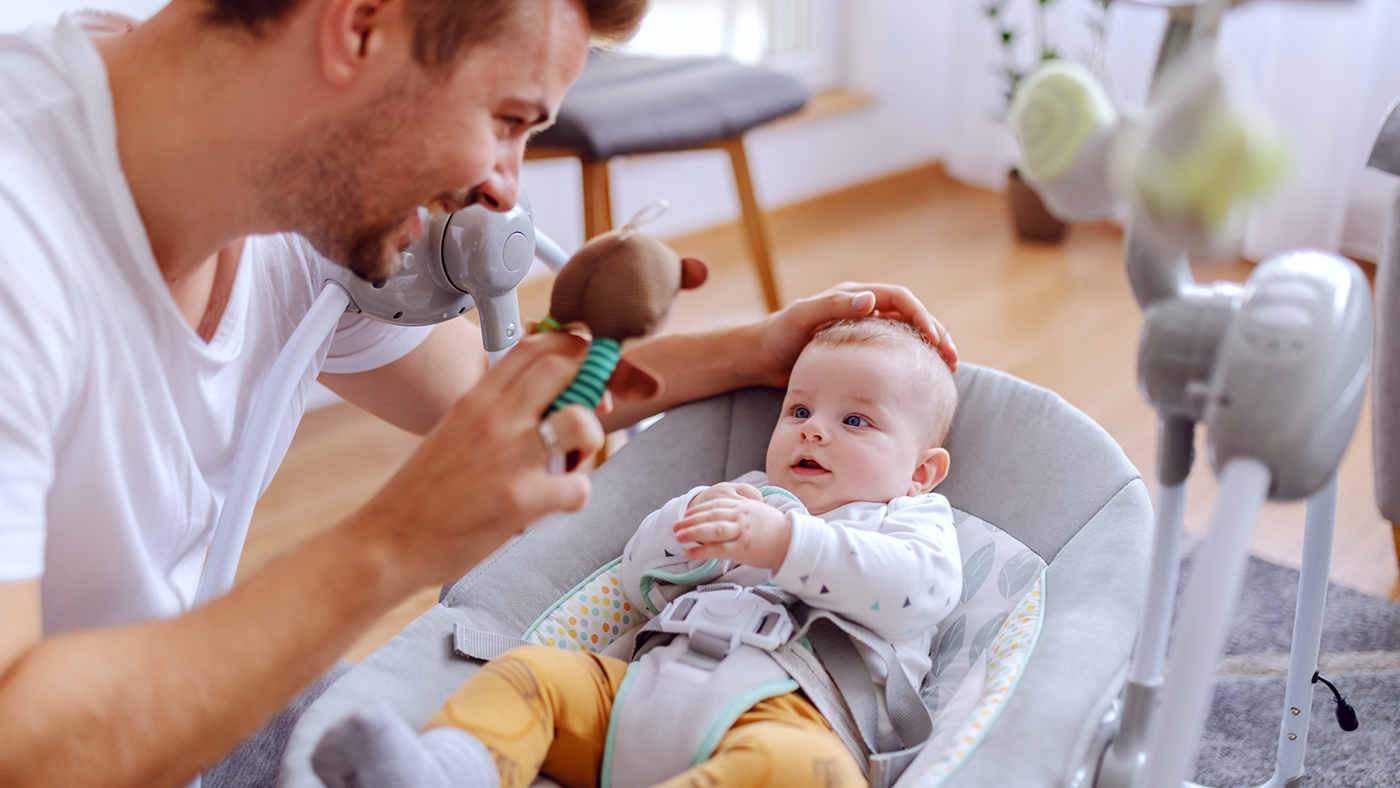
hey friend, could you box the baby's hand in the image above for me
[687,482,764,512]
[674,495,791,571]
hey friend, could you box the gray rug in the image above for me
[1189,556,1400,787]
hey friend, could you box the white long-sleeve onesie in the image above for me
[618,470,962,699]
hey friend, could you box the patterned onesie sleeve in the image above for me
[618,486,728,616]
[770,494,961,642]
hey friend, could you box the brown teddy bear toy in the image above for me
[537,213,707,416]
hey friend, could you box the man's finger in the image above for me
[501,347,592,417]
[828,282,958,370]
[477,332,589,398]
[540,405,604,465]
[520,472,593,521]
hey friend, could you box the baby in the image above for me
[313,316,962,788]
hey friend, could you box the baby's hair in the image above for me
[808,317,958,446]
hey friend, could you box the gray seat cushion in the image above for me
[281,364,1152,788]
[530,53,809,160]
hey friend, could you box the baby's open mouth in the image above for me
[796,458,825,470]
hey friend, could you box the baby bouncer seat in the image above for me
[281,363,1153,787]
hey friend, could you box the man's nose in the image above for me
[474,151,521,212]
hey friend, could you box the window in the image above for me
[623,0,847,90]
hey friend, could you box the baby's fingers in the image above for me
[675,520,741,546]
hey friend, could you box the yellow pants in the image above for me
[426,644,866,788]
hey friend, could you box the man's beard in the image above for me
[254,76,435,285]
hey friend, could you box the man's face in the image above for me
[256,0,590,282]
[765,344,932,515]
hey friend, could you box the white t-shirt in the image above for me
[0,15,433,635]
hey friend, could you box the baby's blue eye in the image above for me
[793,406,810,419]
[843,415,867,427]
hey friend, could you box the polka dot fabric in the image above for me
[524,561,640,653]
[904,571,1046,787]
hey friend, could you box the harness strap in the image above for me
[452,623,528,662]
[784,606,935,788]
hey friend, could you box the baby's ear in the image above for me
[909,448,951,495]
[607,357,663,401]
[680,257,708,290]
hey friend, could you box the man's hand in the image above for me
[744,282,958,389]
[674,492,792,571]
[348,331,605,588]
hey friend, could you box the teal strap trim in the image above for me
[691,678,801,766]
[537,315,563,333]
[546,338,621,415]
[600,662,642,788]
[522,556,623,639]
[638,559,722,616]
[758,485,800,503]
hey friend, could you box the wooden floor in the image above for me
[239,163,1396,663]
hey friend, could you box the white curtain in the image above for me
[930,0,1400,263]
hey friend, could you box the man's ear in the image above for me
[317,0,396,88]
[909,448,951,495]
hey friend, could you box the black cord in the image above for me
[1312,671,1359,732]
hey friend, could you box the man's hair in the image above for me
[808,317,958,446]
[202,0,648,68]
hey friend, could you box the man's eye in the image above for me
[793,406,810,419]
[843,415,866,427]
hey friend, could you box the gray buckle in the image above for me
[658,586,796,671]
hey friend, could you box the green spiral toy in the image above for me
[538,316,622,416]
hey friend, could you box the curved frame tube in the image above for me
[194,282,353,607]
[1141,457,1271,788]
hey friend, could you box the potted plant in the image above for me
[985,0,1110,242]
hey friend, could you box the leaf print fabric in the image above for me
[961,543,996,604]
[925,509,1046,717]
[997,548,1040,599]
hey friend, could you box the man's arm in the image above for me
[316,283,956,437]
[318,318,487,436]
[0,333,603,788]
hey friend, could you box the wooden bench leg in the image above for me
[581,159,614,240]
[723,137,782,313]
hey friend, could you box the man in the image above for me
[0,1,957,786]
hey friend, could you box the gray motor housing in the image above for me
[1204,251,1371,500]
[318,193,537,351]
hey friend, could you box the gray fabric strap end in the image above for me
[451,624,527,662]
[679,630,731,670]
[1370,97,1400,176]
[750,586,800,607]
[868,748,922,788]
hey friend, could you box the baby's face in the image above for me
[765,343,936,515]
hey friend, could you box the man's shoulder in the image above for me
[0,22,87,132]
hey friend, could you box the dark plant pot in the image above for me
[1007,169,1067,243]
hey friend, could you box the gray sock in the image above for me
[312,699,499,788]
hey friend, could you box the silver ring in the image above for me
[538,420,561,455]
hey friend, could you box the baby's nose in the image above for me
[801,428,825,442]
